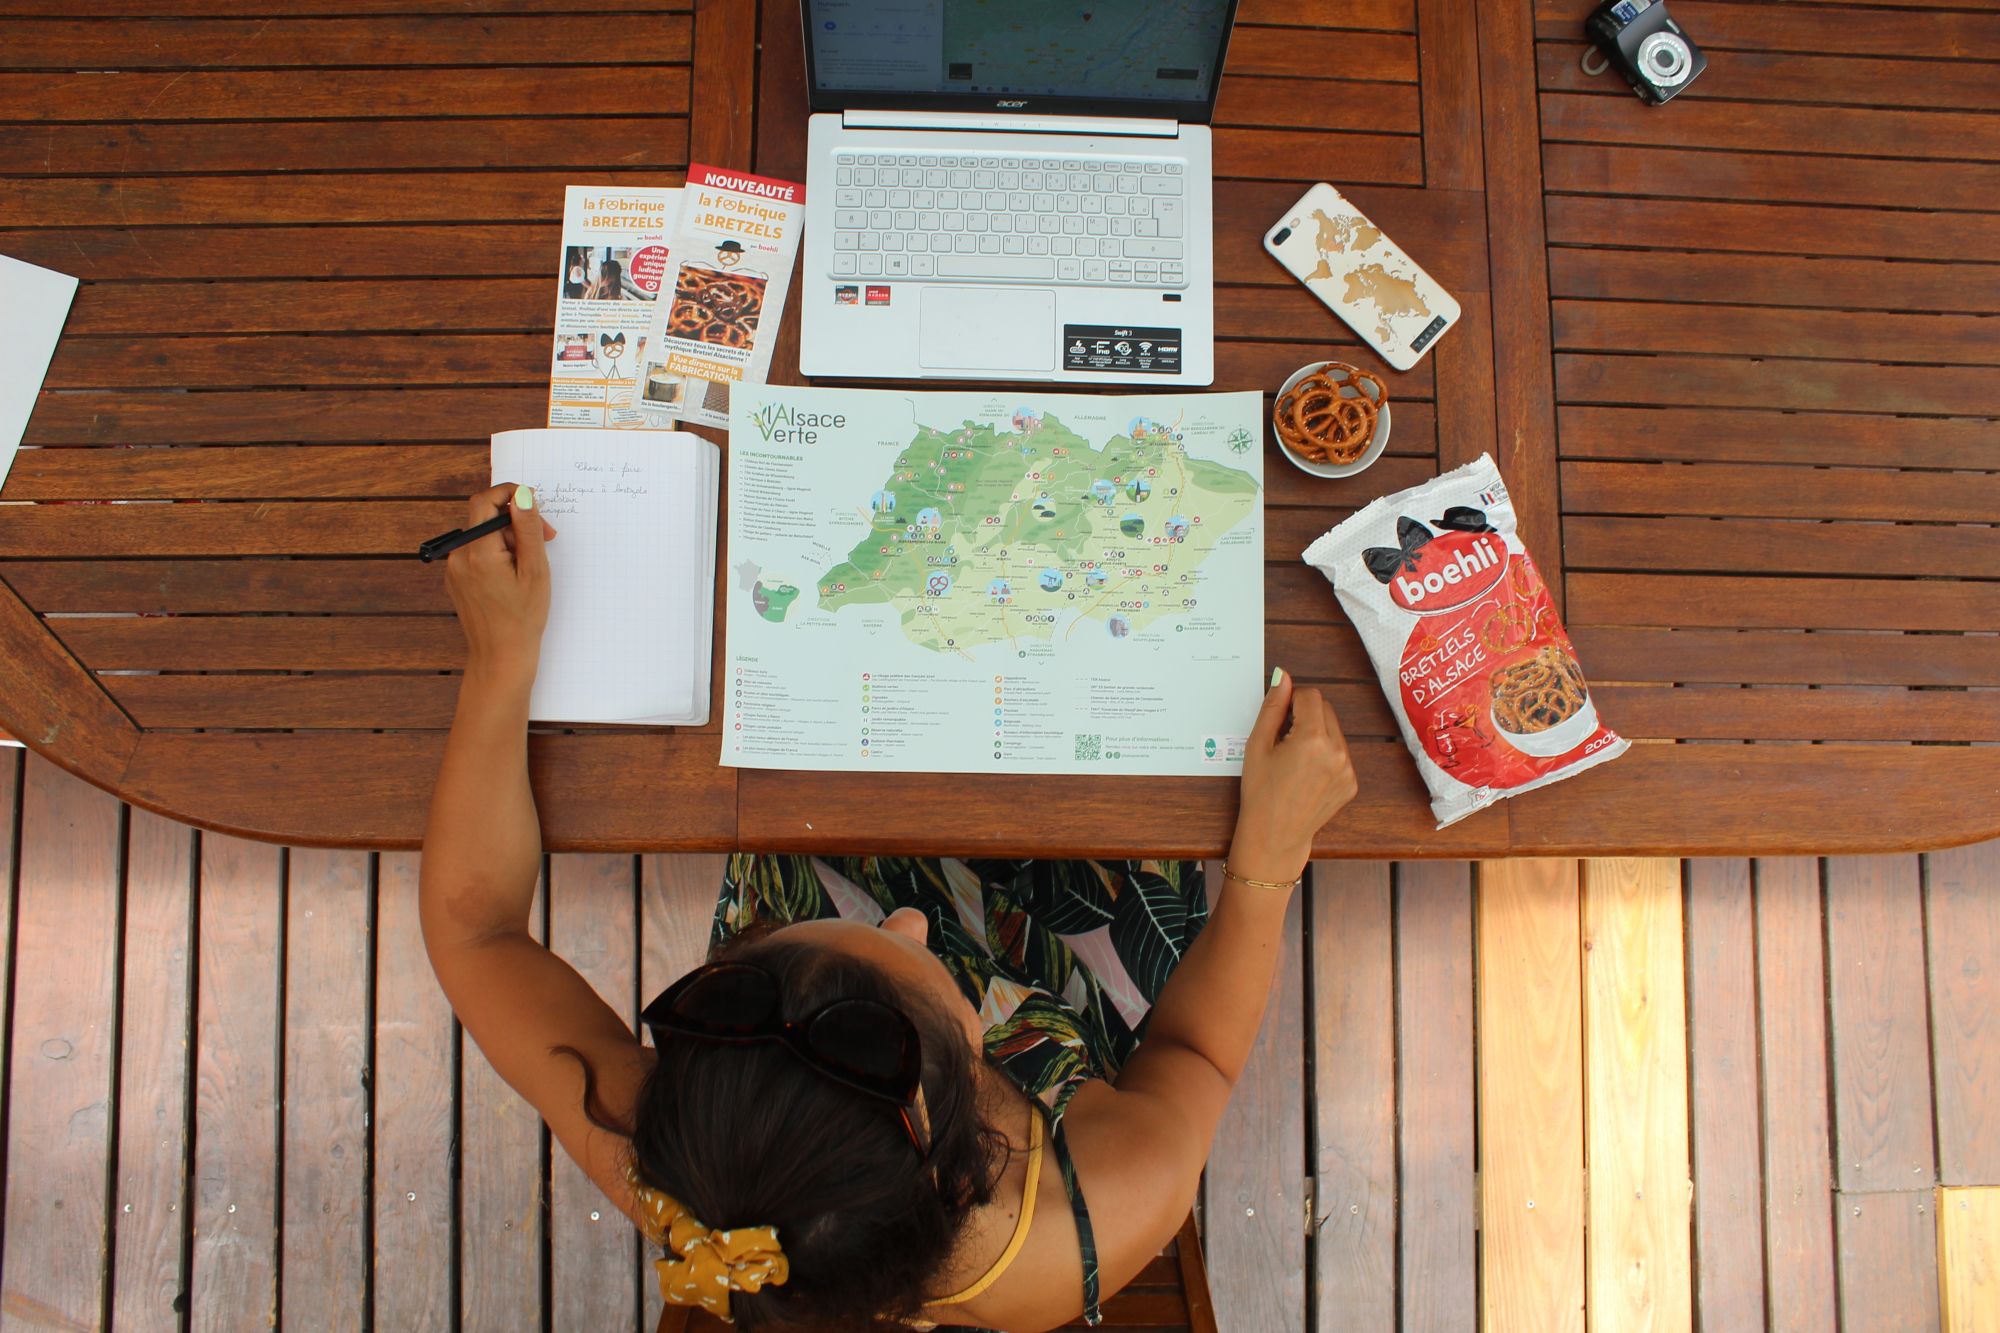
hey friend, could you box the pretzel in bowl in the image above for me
[1489,645,1589,735]
[1274,362,1387,465]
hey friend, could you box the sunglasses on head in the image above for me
[642,961,930,1158]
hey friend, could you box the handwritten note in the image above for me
[490,428,719,725]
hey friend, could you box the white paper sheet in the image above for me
[0,255,80,493]
[490,428,718,725]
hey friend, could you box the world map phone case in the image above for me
[1263,183,1460,371]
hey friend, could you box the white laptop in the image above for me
[798,0,1239,386]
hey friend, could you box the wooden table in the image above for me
[2,0,1995,858]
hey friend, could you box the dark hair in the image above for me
[621,932,1011,1330]
[598,258,623,296]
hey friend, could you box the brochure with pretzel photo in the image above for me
[636,164,805,430]
[546,185,680,429]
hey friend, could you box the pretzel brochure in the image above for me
[547,185,680,429]
[636,164,805,430]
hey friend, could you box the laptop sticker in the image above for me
[1063,325,1182,375]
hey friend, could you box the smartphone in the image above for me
[1262,183,1460,372]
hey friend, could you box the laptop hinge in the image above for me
[842,108,1180,138]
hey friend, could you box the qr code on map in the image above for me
[1073,733,1103,762]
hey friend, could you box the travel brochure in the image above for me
[634,164,806,431]
[547,185,678,429]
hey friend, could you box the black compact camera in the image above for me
[1585,0,1706,105]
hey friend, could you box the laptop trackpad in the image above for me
[918,287,1054,372]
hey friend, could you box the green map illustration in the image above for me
[814,408,1258,654]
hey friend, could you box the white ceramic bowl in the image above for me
[1273,360,1391,479]
[1492,692,1601,759]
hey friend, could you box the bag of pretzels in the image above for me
[1302,453,1627,828]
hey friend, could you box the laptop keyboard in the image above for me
[827,151,1189,288]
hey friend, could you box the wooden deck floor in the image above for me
[3,747,1996,1330]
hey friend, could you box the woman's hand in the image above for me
[1226,668,1358,884]
[444,483,558,681]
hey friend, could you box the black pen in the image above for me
[417,508,512,563]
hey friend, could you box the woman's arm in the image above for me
[419,485,651,1210]
[1060,670,1355,1294]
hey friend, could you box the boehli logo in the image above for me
[1363,510,1508,614]
[750,402,846,446]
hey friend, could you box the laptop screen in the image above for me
[803,0,1238,120]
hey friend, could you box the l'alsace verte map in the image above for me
[723,387,1265,776]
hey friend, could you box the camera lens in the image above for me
[1637,31,1693,85]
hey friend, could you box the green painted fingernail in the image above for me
[515,485,535,510]
[1270,667,1283,689]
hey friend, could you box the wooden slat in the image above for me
[1305,862,1393,1330]
[64,278,551,336]
[1550,251,2000,317]
[1837,1191,1943,1333]
[1557,405,2000,469]
[112,807,197,1332]
[1562,460,2000,523]
[3,559,451,615]
[281,848,371,1331]
[1,227,556,283]
[1554,300,2000,368]
[1682,859,1765,1330]
[1535,42,2000,112]
[1546,142,2000,214]
[1394,860,1477,1331]
[0,116,690,175]
[1568,575,2000,633]
[1547,197,2000,264]
[688,0,757,169]
[1939,1187,2000,1333]
[1478,0,1564,610]
[1236,0,1415,29]
[47,333,551,390]
[1216,127,1423,185]
[1227,28,1418,81]
[1218,75,1421,133]
[1476,858,1585,1333]
[2,501,457,559]
[460,872,545,1329]
[1826,855,1938,1193]
[0,0,696,12]
[1534,1,2000,59]
[372,852,455,1329]
[4,444,484,502]
[1203,876,1306,1333]
[1581,858,1692,1333]
[0,171,689,229]
[107,675,462,733]
[1588,684,2000,745]
[1569,628,2000,690]
[1755,857,1840,1333]
[22,386,549,443]
[1539,91,2000,161]
[191,832,284,1328]
[0,66,692,122]
[1558,354,2000,418]
[0,757,121,1331]
[1565,516,2000,581]
[0,15,693,67]
[1926,842,2000,1187]
[637,852,724,1330]
[547,854,640,1332]
[54,616,463,671]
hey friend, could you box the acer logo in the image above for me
[996,100,1028,108]
[1386,533,1507,613]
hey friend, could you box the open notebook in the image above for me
[490,428,720,725]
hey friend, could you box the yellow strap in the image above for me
[930,1108,1045,1306]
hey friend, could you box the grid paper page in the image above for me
[491,428,707,723]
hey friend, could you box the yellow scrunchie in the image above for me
[639,1182,790,1320]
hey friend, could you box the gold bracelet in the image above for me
[1222,862,1301,892]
